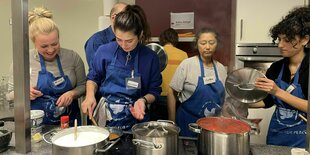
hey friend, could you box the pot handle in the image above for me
[188,123,201,134]
[237,118,261,135]
[132,139,162,149]
[96,138,121,153]
[157,119,175,125]
[42,128,60,144]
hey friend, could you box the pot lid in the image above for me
[225,67,267,104]
[132,121,179,137]
[197,117,251,134]
[146,43,167,72]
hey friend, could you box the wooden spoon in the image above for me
[74,119,77,141]
[90,117,98,126]
[299,114,307,122]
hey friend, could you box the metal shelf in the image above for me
[150,37,195,42]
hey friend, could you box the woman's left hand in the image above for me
[56,91,74,107]
[255,77,280,95]
[129,99,146,120]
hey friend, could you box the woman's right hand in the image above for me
[30,86,43,100]
[81,96,97,119]
[255,77,280,95]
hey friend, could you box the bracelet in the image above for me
[139,96,148,105]
[139,96,149,111]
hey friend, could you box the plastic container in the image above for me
[291,148,310,155]
[30,110,44,136]
[60,116,69,129]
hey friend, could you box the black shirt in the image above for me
[263,52,309,108]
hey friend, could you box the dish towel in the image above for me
[93,97,112,127]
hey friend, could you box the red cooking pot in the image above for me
[189,117,251,155]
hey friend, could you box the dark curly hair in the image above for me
[270,6,310,47]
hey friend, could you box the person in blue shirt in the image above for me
[84,2,127,67]
[82,5,161,130]
[254,6,310,147]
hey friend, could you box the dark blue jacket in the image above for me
[87,41,162,101]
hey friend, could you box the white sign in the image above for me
[170,12,194,29]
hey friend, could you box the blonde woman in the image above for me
[7,7,86,126]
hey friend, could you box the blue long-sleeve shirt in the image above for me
[84,26,115,67]
[87,41,162,101]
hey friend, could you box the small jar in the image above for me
[60,116,69,129]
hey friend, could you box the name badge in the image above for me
[53,77,65,86]
[126,77,141,89]
[286,84,296,93]
[203,75,216,85]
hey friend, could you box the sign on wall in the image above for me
[170,12,194,29]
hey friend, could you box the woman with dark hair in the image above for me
[168,27,227,137]
[82,5,162,130]
[254,6,310,147]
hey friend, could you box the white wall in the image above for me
[0,0,13,77]
[0,0,134,77]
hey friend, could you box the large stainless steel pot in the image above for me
[189,117,251,155]
[132,120,180,155]
[46,126,116,155]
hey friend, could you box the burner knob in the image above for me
[253,47,258,54]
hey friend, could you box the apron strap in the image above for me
[56,55,65,76]
[198,55,205,77]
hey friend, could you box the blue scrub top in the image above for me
[84,26,115,67]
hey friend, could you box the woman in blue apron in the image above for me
[6,7,86,126]
[99,45,147,130]
[31,54,81,125]
[254,6,310,147]
[82,5,162,130]
[168,28,227,137]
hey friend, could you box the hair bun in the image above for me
[28,7,53,25]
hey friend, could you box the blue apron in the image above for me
[31,54,80,125]
[176,56,225,137]
[267,65,306,147]
[100,46,148,130]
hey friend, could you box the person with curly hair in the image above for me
[254,6,310,147]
